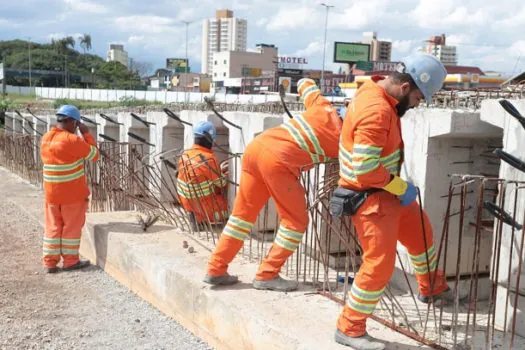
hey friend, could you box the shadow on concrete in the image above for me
[103,222,173,235]
[210,282,255,291]
[80,264,102,272]
[385,342,429,349]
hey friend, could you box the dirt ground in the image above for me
[0,195,213,350]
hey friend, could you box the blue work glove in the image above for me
[399,182,417,206]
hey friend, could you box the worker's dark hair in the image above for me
[194,133,213,149]
[390,72,418,91]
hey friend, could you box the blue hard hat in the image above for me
[56,105,81,122]
[399,52,447,103]
[193,121,216,141]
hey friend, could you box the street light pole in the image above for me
[320,3,333,94]
[28,37,32,90]
[183,20,189,103]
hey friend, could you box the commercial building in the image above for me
[420,34,458,66]
[107,44,129,68]
[201,9,248,75]
[362,32,392,62]
[212,44,278,91]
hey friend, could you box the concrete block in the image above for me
[79,211,430,350]
[97,112,122,142]
[147,111,187,202]
[495,284,525,338]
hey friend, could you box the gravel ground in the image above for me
[0,197,214,350]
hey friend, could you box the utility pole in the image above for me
[28,37,32,90]
[182,20,190,103]
[320,3,334,94]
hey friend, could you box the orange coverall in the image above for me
[40,127,99,269]
[207,79,342,280]
[336,77,449,337]
[176,144,229,223]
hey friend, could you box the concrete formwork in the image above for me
[4,112,14,131]
[481,99,525,337]
[397,108,503,284]
[13,113,23,134]
[97,112,122,142]
[147,111,187,202]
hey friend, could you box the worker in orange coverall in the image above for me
[40,105,99,274]
[334,53,455,350]
[177,121,229,230]
[203,78,342,292]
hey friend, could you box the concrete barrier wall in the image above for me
[481,99,525,336]
[7,105,509,281]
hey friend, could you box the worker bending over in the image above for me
[177,121,229,230]
[204,78,342,292]
[333,53,454,349]
[40,105,99,273]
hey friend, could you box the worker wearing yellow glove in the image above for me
[334,53,453,350]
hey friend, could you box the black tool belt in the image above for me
[329,187,381,217]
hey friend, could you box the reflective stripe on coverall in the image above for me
[177,144,228,223]
[40,127,99,268]
[207,79,342,280]
[177,144,229,223]
[336,77,449,337]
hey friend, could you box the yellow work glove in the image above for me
[383,175,417,206]
[382,175,408,196]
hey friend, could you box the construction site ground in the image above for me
[0,167,212,350]
[0,167,431,350]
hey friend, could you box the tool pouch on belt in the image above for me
[330,187,370,217]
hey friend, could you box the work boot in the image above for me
[252,276,298,292]
[203,273,239,286]
[418,287,459,305]
[334,330,386,350]
[62,260,90,271]
[44,267,59,274]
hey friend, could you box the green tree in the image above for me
[79,34,92,53]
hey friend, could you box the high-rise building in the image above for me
[107,44,129,68]
[420,34,458,66]
[362,32,392,61]
[201,9,247,75]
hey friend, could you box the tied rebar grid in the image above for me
[0,130,43,187]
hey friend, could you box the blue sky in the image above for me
[1,0,525,76]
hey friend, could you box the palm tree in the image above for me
[63,36,75,50]
[79,34,92,54]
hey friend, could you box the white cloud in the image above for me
[266,7,320,32]
[127,35,145,44]
[64,0,108,14]
[293,41,324,57]
[113,15,177,34]
[392,40,416,53]
[446,34,472,46]
[47,32,66,40]
[508,41,525,56]
[256,18,268,27]
[492,7,525,30]
[411,0,488,28]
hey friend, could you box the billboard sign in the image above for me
[0,62,4,80]
[278,56,308,69]
[241,67,262,77]
[333,42,370,64]
[356,61,401,72]
[278,77,292,93]
[166,58,189,72]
